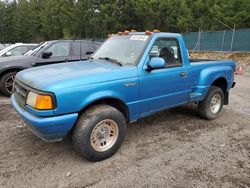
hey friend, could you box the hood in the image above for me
[16,60,138,91]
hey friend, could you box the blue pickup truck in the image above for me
[11,31,235,161]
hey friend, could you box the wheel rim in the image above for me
[5,75,15,94]
[210,94,222,113]
[90,119,119,152]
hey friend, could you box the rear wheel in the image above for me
[198,86,224,120]
[72,105,127,162]
[0,71,17,97]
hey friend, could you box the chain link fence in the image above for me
[183,28,250,52]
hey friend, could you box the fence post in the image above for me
[230,24,236,51]
[221,30,225,51]
[198,27,201,51]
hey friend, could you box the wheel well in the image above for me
[211,77,227,93]
[211,77,228,105]
[0,68,23,80]
[80,98,130,122]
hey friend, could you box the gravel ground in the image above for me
[0,74,249,187]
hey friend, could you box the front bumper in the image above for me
[11,95,78,142]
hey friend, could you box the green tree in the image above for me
[1,0,250,43]
[0,0,17,43]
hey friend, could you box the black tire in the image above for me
[0,71,17,97]
[72,104,127,162]
[198,86,224,120]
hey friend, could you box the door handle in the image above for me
[180,72,187,77]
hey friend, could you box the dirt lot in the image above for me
[0,53,250,188]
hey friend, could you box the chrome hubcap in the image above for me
[5,75,15,93]
[90,119,119,152]
[210,94,221,113]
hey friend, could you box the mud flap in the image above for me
[224,92,229,105]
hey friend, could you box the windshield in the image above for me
[91,35,150,65]
[24,42,50,56]
[0,44,19,55]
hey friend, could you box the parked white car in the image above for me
[0,43,37,57]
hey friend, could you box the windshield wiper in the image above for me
[98,57,122,66]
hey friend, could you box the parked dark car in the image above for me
[0,40,101,96]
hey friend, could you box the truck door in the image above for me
[139,38,191,117]
[33,41,72,66]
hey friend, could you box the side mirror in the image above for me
[41,51,52,59]
[146,57,165,71]
[85,51,94,55]
[5,51,12,56]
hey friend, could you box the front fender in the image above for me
[53,81,129,116]
[79,90,126,110]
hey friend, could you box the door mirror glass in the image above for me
[5,51,12,56]
[41,51,52,59]
[147,57,166,71]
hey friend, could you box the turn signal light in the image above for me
[26,91,54,110]
[35,95,53,110]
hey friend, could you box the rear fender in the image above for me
[190,66,233,102]
[198,66,233,89]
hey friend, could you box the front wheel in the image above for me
[72,105,127,162]
[198,86,224,120]
[0,71,17,97]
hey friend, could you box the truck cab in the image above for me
[11,31,235,161]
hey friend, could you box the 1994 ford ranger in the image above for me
[11,31,236,161]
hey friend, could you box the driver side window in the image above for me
[150,38,183,67]
[45,42,70,57]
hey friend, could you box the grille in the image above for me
[13,80,29,107]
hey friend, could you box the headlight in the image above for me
[26,91,55,110]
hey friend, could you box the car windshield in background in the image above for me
[24,42,50,56]
[91,35,150,65]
